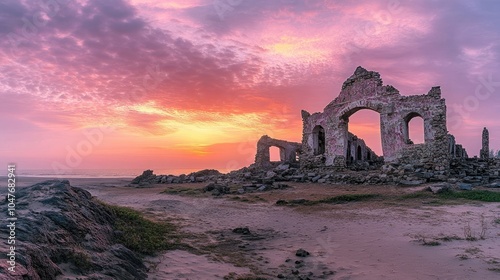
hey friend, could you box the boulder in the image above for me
[487,181,500,188]
[203,183,230,196]
[257,185,269,192]
[295,249,310,257]
[458,183,473,191]
[0,180,147,279]
[275,200,288,205]
[274,164,290,172]
[427,183,450,194]
[232,227,251,235]
[265,171,277,178]
[311,175,322,183]
[130,169,157,186]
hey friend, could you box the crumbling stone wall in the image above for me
[300,130,380,169]
[480,127,489,159]
[254,135,302,168]
[300,67,449,172]
[345,132,379,165]
[449,134,468,159]
[450,158,500,185]
[455,145,468,158]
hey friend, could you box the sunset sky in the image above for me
[1,0,500,174]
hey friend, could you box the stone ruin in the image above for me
[255,132,381,170]
[131,66,499,189]
[253,66,499,184]
[254,135,302,169]
[256,67,453,169]
[480,127,489,159]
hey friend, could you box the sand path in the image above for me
[74,181,500,280]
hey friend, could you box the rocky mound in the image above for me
[129,157,500,190]
[0,180,147,280]
[129,169,223,187]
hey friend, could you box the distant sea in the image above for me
[0,168,200,178]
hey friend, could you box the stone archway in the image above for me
[338,106,385,162]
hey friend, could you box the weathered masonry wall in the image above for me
[254,135,302,168]
[480,127,489,159]
[449,134,468,159]
[345,132,379,165]
[301,66,449,172]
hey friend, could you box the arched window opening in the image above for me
[357,145,362,160]
[269,146,281,162]
[404,113,425,144]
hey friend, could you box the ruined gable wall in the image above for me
[254,135,302,168]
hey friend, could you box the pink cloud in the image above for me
[1,0,500,171]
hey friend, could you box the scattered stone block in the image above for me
[295,249,310,257]
[232,227,251,235]
[458,183,473,191]
[427,183,450,194]
[488,181,500,188]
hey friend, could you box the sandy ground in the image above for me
[11,177,500,279]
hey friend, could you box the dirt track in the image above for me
[74,180,500,279]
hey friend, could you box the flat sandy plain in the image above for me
[12,177,500,279]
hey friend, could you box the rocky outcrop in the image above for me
[131,156,500,191]
[0,180,147,280]
[129,169,222,187]
[130,169,157,186]
[449,158,500,185]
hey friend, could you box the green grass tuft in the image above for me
[400,192,433,199]
[161,188,202,196]
[400,190,500,203]
[439,190,500,202]
[306,194,379,205]
[437,235,462,242]
[70,250,93,271]
[422,240,441,246]
[105,204,180,255]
